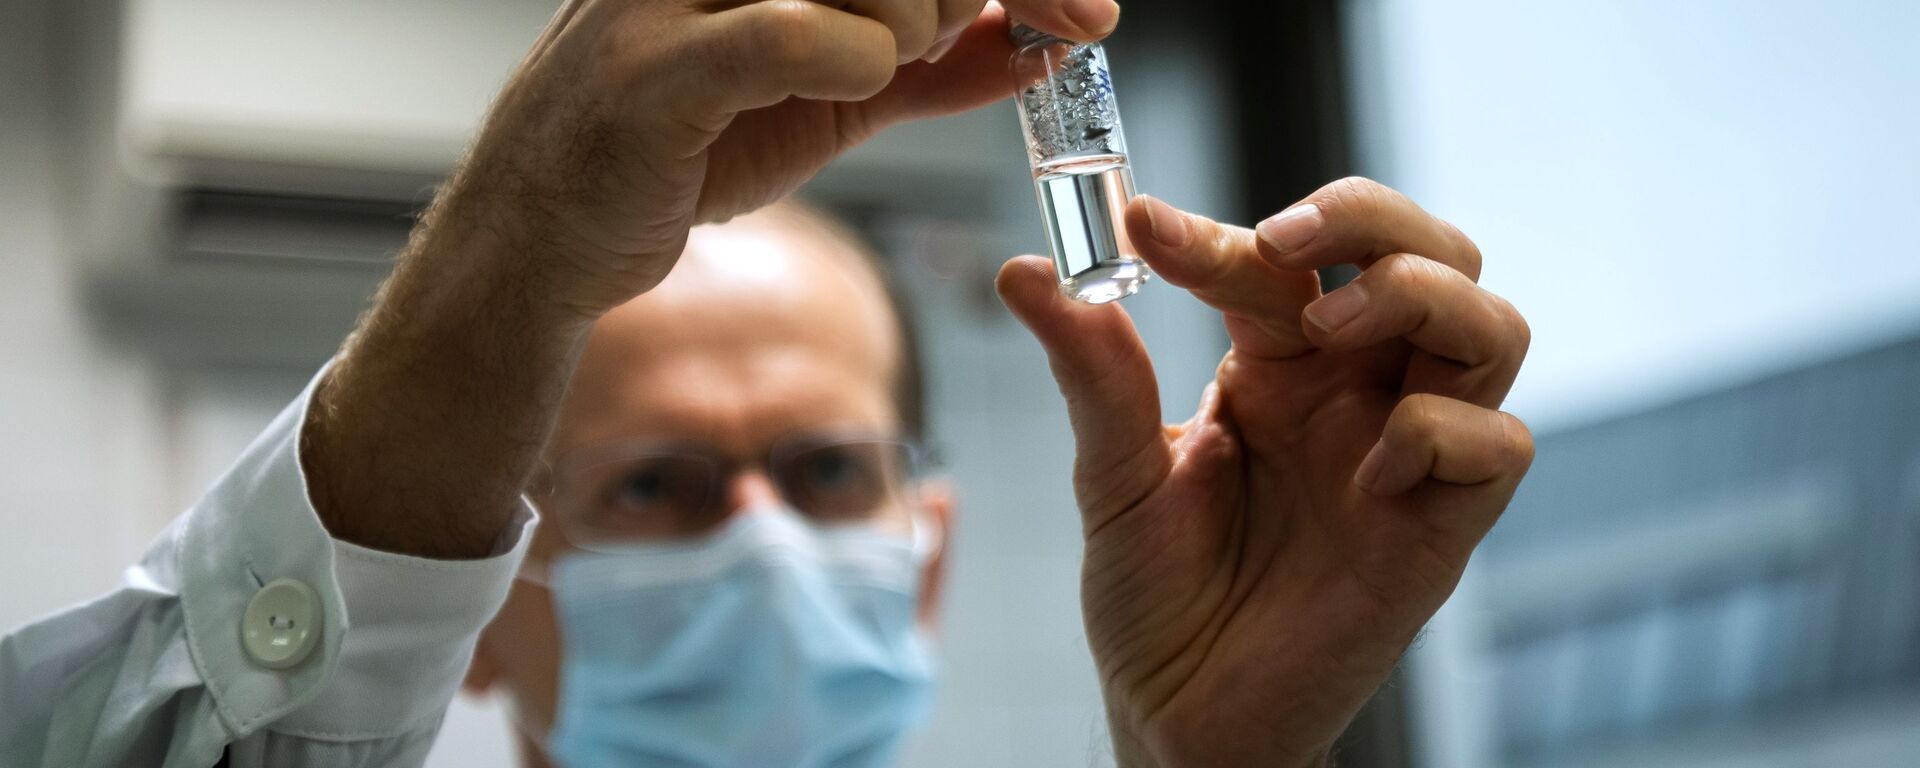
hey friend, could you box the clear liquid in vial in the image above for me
[1034,154,1150,304]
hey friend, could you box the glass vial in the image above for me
[1010,24,1150,305]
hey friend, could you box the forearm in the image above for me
[301,182,594,559]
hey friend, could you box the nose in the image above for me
[721,468,785,517]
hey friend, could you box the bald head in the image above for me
[551,203,915,464]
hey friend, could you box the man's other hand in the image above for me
[443,0,1120,318]
[999,178,1534,767]
[304,0,1117,558]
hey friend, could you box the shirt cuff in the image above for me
[173,360,537,740]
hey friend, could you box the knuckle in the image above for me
[600,22,641,68]
[1391,393,1451,444]
[937,0,986,33]
[1193,222,1242,280]
[1372,252,1449,297]
[599,21,670,86]
[1491,294,1532,357]
[1497,412,1537,469]
[691,35,753,91]
[895,5,940,55]
[1373,251,1418,283]
[1322,175,1393,219]
[749,0,824,69]
[1438,217,1484,275]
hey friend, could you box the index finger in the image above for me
[1124,195,1322,359]
[1255,176,1484,281]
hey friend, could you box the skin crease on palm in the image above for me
[459,207,957,768]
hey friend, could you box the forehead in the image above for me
[550,210,904,458]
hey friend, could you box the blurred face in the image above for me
[464,209,952,764]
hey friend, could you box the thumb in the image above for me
[996,256,1170,525]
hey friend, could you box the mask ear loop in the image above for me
[908,497,943,567]
[904,491,947,649]
[905,443,944,566]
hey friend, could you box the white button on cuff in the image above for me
[242,578,322,670]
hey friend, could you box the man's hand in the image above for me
[998,178,1534,767]
[304,0,1118,558]
[449,0,1118,315]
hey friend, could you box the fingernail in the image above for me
[1139,195,1189,248]
[1354,441,1390,494]
[922,31,961,63]
[1065,0,1120,37]
[1304,282,1368,334]
[1256,204,1323,256]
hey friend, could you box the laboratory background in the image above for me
[3,0,1918,766]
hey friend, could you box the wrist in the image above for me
[1105,698,1334,768]
[406,177,621,332]
[427,144,691,323]
[303,190,601,559]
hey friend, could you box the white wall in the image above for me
[1342,1,1920,765]
[0,0,168,635]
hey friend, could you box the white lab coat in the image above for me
[0,365,535,768]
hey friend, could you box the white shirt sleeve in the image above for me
[0,362,537,768]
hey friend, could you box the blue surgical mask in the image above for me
[544,506,938,768]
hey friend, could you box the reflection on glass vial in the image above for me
[1011,24,1150,304]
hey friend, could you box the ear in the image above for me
[914,479,957,630]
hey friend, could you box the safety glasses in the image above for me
[541,431,926,549]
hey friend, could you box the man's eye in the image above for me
[618,469,671,504]
[783,444,907,521]
[803,451,861,489]
[597,457,711,518]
